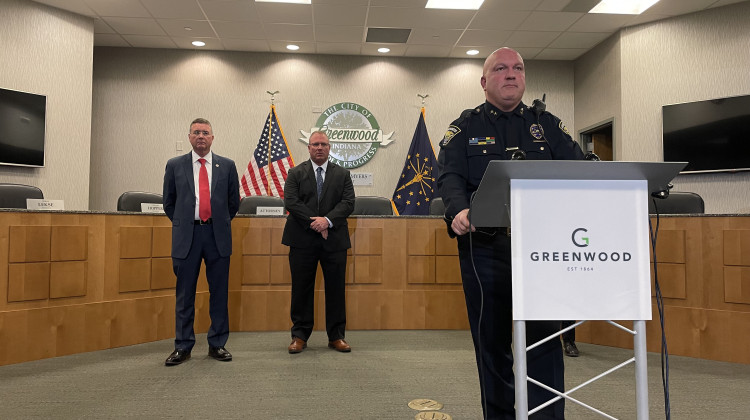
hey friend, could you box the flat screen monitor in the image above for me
[0,87,47,167]
[662,94,750,174]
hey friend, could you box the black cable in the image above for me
[466,192,488,420]
[648,199,671,419]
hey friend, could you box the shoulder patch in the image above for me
[441,125,461,146]
[558,120,571,136]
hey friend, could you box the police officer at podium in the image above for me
[437,47,584,419]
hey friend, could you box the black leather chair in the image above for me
[648,191,705,214]
[429,197,445,216]
[351,196,393,216]
[117,191,163,212]
[238,195,285,215]
[0,183,44,209]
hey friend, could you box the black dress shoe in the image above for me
[165,349,191,366]
[563,341,580,357]
[208,346,232,362]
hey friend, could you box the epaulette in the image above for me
[440,106,482,147]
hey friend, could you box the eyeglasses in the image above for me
[191,130,212,136]
[310,142,330,148]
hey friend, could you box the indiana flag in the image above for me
[240,105,295,198]
[392,108,439,215]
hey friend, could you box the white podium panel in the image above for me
[510,179,651,321]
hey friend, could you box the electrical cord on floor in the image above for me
[466,193,488,420]
[648,200,671,419]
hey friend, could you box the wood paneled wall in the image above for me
[576,216,750,364]
[0,212,466,366]
[3,212,749,366]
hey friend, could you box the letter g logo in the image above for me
[572,228,589,247]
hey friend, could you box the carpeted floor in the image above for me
[1,330,748,419]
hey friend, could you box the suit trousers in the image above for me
[457,232,564,420]
[288,245,347,342]
[172,224,230,351]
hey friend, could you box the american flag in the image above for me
[240,105,295,198]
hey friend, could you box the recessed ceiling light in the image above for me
[466,49,479,56]
[377,47,390,53]
[425,0,484,10]
[184,27,192,31]
[589,0,660,15]
[256,0,311,4]
[286,44,300,51]
[192,41,205,47]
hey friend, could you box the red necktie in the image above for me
[198,158,211,221]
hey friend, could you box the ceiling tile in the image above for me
[567,14,635,32]
[221,38,270,52]
[709,0,749,7]
[366,7,424,28]
[314,0,369,4]
[212,21,267,39]
[505,30,561,47]
[158,19,215,38]
[370,0,424,6]
[254,3,313,24]
[264,24,315,41]
[93,18,115,33]
[481,0,544,11]
[469,10,532,31]
[537,0,578,12]
[140,0,206,19]
[315,25,364,43]
[457,29,513,47]
[517,11,585,31]
[94,34,130,47]
[627,14,672,27]
[407,28,463,45]
[315,42,363,56]
[34,0,95,16]
[102,17,166,36]
[548,31,610,48]
[83,0,151,17]
[199,0,261,22]
[534,48,588,60]
[404,44,452,57]
[312,4,367,26]
[413,9,477,29]
[121,35,178,48]
[644,0,718,15]
[513,47,544,59]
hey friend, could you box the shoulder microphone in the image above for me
[531,93,546,116]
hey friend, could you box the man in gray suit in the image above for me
[162,118,240,366]
[282,131,355,354]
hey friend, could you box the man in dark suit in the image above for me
[282,131,355,354]
[162,117,240,366]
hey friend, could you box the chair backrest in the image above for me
[0,183,44,209]
[352,196,393,216]
[117,191,163,212]
[648,191,705,214]
[238,195,285,215]
[429,197,445,216]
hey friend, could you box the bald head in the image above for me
[480,47,526,112]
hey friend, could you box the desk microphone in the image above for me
[584,152,601,161]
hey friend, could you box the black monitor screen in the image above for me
[663,94,750,173]
[0,87,46,167]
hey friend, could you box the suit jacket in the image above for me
[282,160,355,252]
[163,152,240,259]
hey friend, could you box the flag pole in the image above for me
[266,91,279,195]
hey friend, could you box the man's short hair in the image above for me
[190,118,212,129]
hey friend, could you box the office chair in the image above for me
[238,195,285,215]
[648,191,705,214]
[351,196,393,216]
[117,191,163,212]
[0,183,44,209]
[429,197,445,216]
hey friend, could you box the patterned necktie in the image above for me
[198,158,211,221]
[316,166,324,202]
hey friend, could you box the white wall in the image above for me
[0,0,93,209]
[89,48,574,211]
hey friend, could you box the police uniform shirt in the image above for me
[437,101,584,218]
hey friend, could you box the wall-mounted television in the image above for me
[0,87,47,167]
[662,94,750,174]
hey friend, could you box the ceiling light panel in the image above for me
[589,0,660,15]
[425,0,484,10]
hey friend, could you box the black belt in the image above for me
[194,218,212,225]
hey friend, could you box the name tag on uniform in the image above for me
[469,137,496,145]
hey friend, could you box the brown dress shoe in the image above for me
[328,339,351,352]
[288,337,307,354]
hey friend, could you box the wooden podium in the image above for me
[471,160,686,419]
